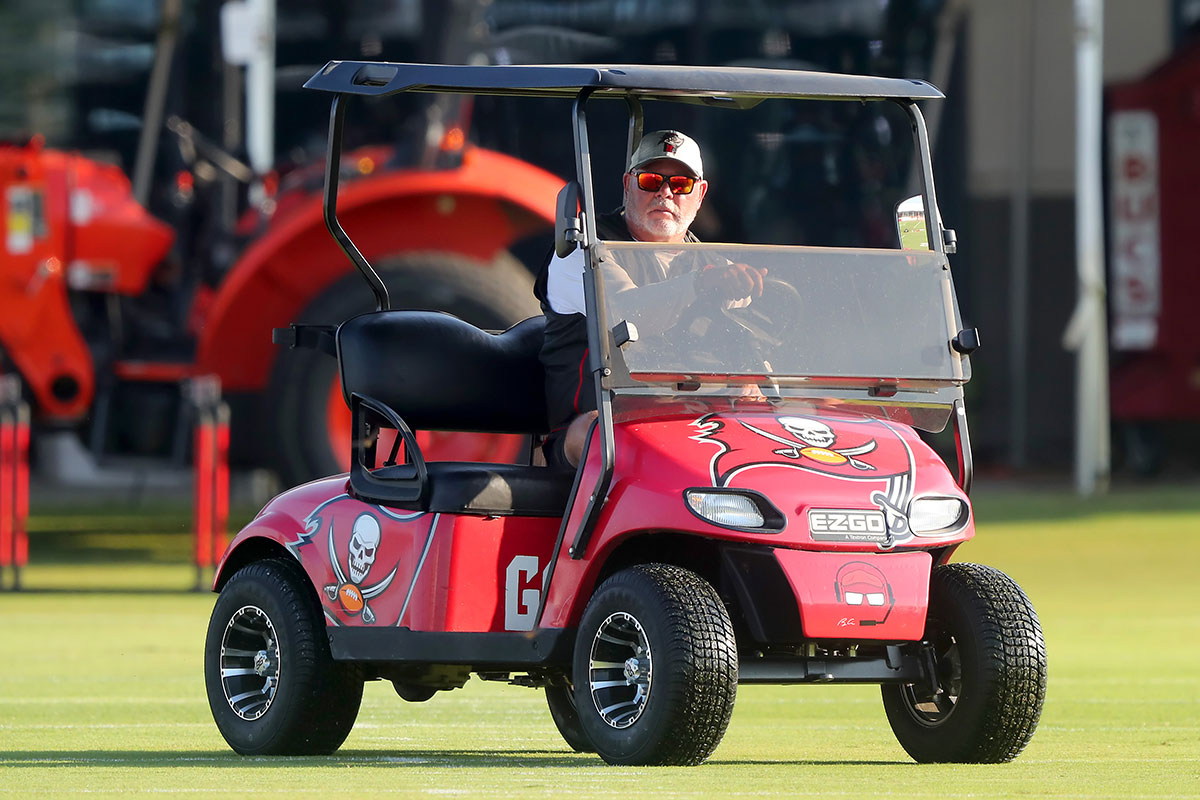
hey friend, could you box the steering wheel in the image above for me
[722,277,803,346]
[664,276,802,378]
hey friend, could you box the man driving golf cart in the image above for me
[536,129,767,467]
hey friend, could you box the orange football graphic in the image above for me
[338,583,364,613]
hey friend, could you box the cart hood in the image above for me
[599,406,972,552]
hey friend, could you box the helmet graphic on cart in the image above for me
[834,561,895,626]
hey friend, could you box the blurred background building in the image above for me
[1,0,1198,482]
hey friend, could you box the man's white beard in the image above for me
[637,201,694,240]
[643,213,684,239]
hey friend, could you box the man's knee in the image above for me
[564,410,599,467]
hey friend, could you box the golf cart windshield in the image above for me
[598,241,968,390]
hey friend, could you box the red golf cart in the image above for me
[204,62,1046,766]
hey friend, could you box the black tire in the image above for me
[881,563,1047,763]
[204,558,363,755]
[572,564,738,766]
[267,252,540,486]
[545,680,595,753]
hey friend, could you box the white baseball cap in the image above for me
[629,130,704,179]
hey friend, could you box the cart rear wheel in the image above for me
[205,558,363,755]
[881,563,1046,763]
[268,253,539,486]
[572,564,737,766]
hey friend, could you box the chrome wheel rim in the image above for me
[219,604,280,721]
[588,612,652,729]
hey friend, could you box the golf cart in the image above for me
[204,62,1047,766]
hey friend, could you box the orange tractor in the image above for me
[0,132,562,485]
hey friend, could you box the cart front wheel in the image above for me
[572,564,737,766]
[205,558,363,755]
[881,563,1046,763]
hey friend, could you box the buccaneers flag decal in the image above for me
[691,412,918,544]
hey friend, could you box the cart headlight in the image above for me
[908,497,968,535]
[684,489,784,531]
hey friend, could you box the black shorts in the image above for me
[544,347,594,431]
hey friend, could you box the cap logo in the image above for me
[660,132,684,154]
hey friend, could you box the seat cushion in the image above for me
[373,461,575,517]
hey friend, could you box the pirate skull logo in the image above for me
[660,131,684,154]
[692,411,918,548]
[323,512,397,625]
[745,415,878,470]
[347,514,380,583]
[778,417,836,448]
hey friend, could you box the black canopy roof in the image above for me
[303,61,942,105]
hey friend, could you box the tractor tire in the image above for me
[881,563,1047,763]
[572,564,738,766]
[267,252,540,486]
[204,558,363,755]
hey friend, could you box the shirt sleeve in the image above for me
[545,249,587,315]
[550,246,712,336]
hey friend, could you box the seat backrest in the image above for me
[337,311,549,434]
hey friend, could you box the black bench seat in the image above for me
[337,310,573,516]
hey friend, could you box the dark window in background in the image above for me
[2,0,950,248]
[1174,0,1200,43]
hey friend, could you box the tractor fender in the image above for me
[0,143,172,420]
[194,147,562,392]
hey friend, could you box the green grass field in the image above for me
[3,486,1199,797]
[899,218,929,250]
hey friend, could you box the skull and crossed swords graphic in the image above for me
[323,513,397,625]
[740,416,879,470]
[742,416,912,541]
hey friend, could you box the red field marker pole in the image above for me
[191,376,227,591]
[212,401,230,571]
[193,405,213,589]
[0,375,29,590]
[13,400,29,588]
[0,400,13,590]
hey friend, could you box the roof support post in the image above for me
[323,94,389,310]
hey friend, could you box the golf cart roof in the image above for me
[303,61,942,105]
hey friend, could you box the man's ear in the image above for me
[696,179,709,203]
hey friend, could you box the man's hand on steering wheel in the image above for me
[695,262,768,302]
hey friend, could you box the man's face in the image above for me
[622,158,708,243]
